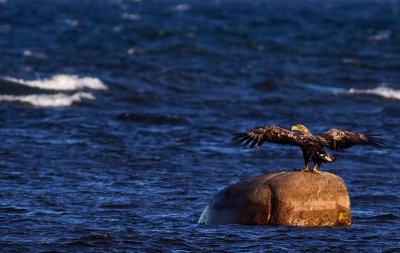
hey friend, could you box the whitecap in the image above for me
[23,50,47,59]
[348,86,400,100]
[127,47,144,55]
[64,19,79,27]
[369,30,391,41]
[0,92,95,107]
[5,74,108,91]
[169,4,191,12]
[122,13,141,21]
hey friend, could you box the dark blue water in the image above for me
[1,0,400,252]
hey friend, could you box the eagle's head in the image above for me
[291,124,312,136]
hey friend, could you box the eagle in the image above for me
[233,124,384,172]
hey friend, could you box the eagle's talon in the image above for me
[312,164,319,173]
[301,166,309,172]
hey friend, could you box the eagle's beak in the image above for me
[291,125,299,131]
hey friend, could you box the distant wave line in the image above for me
[348,86,400,100]
[305,83,400,101]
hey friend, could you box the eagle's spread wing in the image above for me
[233,126,301,148]
[316,128,384,151]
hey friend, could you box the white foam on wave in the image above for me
[348,86,400,100]
[1,74,107,107]
[304,82,400,101]
[6,74,108,91]
[0,92,95,107]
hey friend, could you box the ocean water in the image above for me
[0,0,399,252]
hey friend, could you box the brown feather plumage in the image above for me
[315,128,385,151]
[233,126,301,148]
[233,124,385,170]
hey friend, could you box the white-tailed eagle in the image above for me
[233,124,384,172]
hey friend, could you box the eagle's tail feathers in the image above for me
[318,152,336,163]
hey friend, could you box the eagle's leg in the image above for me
[301,152,310,172]
[312,164,319,173]
[302,164,309,172]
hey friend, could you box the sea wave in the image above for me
[0,92,95,107]
[304,83,400,101]
[5,74,108,91]
[0,74,107,107]
[348,86,400,100]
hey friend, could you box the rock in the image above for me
[198,171,351,227]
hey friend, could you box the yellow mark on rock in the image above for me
[338,211,350,224]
